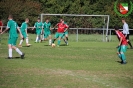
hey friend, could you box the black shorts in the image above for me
[124,34,129,40]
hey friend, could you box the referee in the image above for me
[122,18,133,49]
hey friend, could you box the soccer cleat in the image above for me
[66,42,69,46]
[130,47,133,49]
[21,53,25,59]
[26,44,31,47]
[121,61,127,64]
[18,45,22,47]
[5,57,12,59]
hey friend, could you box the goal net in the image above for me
[40,14,110,42]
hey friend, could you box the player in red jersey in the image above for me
[52,19,69,46]
[0,19,3,33]
[114,26,127,64]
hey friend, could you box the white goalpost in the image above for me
[40,14,110,42]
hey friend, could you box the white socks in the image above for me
[19,40,23,45]
[49,39,52,45]
[26,38,29,44]
[35,36,39,42]
[16,48,22,55]
[9,49,12,57]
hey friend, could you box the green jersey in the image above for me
[7,19,19,38]
[34,22,43,30]
[43,22,51,32]
[20,22,28,33]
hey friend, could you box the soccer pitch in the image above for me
[0,34,133,88]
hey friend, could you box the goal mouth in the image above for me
[40,14,110,42]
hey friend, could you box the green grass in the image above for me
[0,34,133,88]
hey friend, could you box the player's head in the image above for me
[46,18,49,23]
[25,18,29,23]
[60,18,64,24]
[114,25,119,31]
[8,15,13,20]
[60,18,63,22]
[122,18,126,23]
[37,18,41,22]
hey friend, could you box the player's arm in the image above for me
[32,23,36,30]
[17,27,23,39]
[53,23,58,30]
[0,23,3,32]
[64,25,69,32]
[0,27,9,34]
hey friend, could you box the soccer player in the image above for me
[114,26,127,64]
[0,19,3,33]
[18,18,31,47]
[122,18,133,49]
[62,20,69,45]
[52,19,69,46]
[32,18,43,43]
[0,15,25,59]
[43,19,52,45]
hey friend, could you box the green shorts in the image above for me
[44,31,51,38]
[61,31,68,38]
[55,32,64,39]
[36,30,41,35]
[22,32,27,38]
[64,31,68,35]
[117,45,127,53]
[8,37,18,46]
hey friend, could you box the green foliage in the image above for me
[0,0,133,28]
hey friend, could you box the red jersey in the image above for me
[57,23,68,33]
[116,30,127,45]
[0,21,3,26]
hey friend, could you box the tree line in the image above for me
[0,0,133,29]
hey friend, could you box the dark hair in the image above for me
[38,17,40,20]
[122,18,125,21]
[114,26,119,30]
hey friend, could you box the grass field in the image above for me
[0,33,133,88]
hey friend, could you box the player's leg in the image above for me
[41,30,44,41]
[48,32,52,45]
[65,34,69,45]
[44,32,48,41]
[65,31,69,41]
[8,37,25,59]
[35,30,40,43]
[57,33,64,46]
[127,34,133,49]
[117,46,122,62]
[8,44,13,59]
[52,32,59,44]
[120,45,127,64]
[26,36,31,46]
[18,37,24,47]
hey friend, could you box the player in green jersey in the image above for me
[43,19,52,45]
[0,15,25,59]
[32,18,43,43]
[18,18,31,47]
[61,20,69,45]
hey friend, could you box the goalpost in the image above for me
[40,14,110,42]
